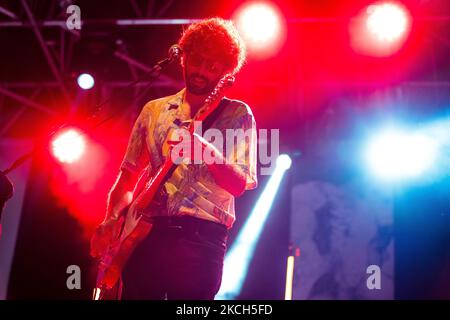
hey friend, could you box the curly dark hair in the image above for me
[178,17,246,75]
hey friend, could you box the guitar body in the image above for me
[97,210,153,291]
[93,75,235,300]
[93,168,163,300]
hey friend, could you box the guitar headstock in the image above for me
[204,74,235,105]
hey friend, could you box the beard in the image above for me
[185,71,219,96]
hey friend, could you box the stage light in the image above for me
[277,154,292,170]
[51,128,86,164]
[366,2,410,43]
[365,128,437,181]
[349,2,411,57]
[77,73,95,90]
[217,154,292,300]
[234,2,285,57]
[237,3,279,44]
[284,255,294,300]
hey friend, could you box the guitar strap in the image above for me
[202,97,230,132]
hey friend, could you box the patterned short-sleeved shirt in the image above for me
[120,88,257,228]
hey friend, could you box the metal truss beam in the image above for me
[0,18,200,27]
[0,5,18,20]
[20,0,71,103]
[1,16,450,28]
[113,51,183,88]
[0,86,56,115]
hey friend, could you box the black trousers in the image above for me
[121,215,228,300]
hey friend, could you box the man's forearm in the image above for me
[104,171,134,222]
[105,188,132,221]
[201,140,247,197]
[207,160,247,197]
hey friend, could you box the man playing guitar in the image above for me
[90,17,257,300]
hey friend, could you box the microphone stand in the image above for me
[0,50,180,230]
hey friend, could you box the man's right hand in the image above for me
[90,218,120,258]
[91,169,135,259]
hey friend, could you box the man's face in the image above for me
[183,52,227,95]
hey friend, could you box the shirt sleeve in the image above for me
[225,103,258,190]
[120,105,151,175]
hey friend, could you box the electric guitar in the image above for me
[93,75,235,300]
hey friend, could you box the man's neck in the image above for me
[185,90,207,118]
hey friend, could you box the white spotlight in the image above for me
[77,73,95,90]
[277,154,292,170]
[365,128,437,181]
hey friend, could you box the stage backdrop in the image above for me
[290,179,394,299]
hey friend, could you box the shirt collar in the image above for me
[166,88,186,108]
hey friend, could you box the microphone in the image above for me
[168,44,183,62]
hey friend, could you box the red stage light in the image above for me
[234,2,285,58]
[350,1,411,57]
[51,128,86,163]
[366,2,409,43]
